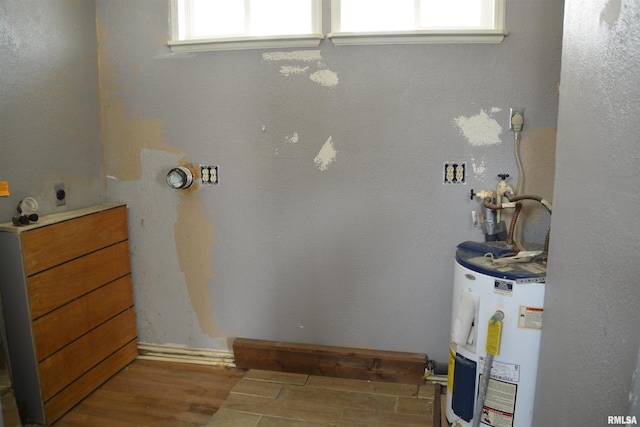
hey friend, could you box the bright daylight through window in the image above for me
[337,0,499,32]
[169,0,323,52]
[330,0,506,44]
[168,0,506,52]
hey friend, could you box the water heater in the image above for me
[446,241,546,427]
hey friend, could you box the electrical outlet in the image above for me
[509,108,524,130]
[54,183,66,206]
[455,164,465,182]
[200,165,219,185]
[444,162,466,184]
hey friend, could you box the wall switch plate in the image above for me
[444,162,466,184]
[200,165,219,185]
[54,183,66,206]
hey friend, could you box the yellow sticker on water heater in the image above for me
[485,319,502,356]
[448,346,456,392]
[0,181,9,197]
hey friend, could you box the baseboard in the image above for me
[233,338,427,385]
[136,343,235,368]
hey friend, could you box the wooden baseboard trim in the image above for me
[233,338,427,385]
[136,344,235,368]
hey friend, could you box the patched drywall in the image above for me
[518,127,556,243]
[175,190,218,337]
[91,1,563,362]
[600,0,622,26]
[454,108,503,146]
[102,99,184,181]
[314,136,338,171]
[99,105,220,342]
[96,6,221,343]
[263,49,339,87]
[97,18,183,182]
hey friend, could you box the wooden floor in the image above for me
[49,358,447,427]
[209,369,440,426]
[52,359,245,427]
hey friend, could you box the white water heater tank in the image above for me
[446,241,546,427]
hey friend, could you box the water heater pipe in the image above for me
[504,194,553,253]
[507,202,523,246]
[482,195,552,253]
[504,194,552,213]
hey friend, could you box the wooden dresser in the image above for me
[0,203,138,424]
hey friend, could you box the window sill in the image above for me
[168,34,325,53]
[327,29,507,45]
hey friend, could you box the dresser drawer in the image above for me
[27,241,131,319]
[38,308,137,401]
[42,340,139,422]
[32,276,135,361]
[21,205,128,276]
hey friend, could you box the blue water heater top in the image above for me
[455,241,547,283]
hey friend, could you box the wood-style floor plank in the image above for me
[208,370,440,427]
[53,359,245,427]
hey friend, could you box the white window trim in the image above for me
[328,0,507,45]
[327,29,507,46]
[168,0,324,53]
[168,34,325,53]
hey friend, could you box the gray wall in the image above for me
[534,0,640,424]
[1,0,563,364]
[0,0,105,217]
[97,0,563,362]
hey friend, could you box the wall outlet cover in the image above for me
[444,162,466,184]
[200,165,219,185]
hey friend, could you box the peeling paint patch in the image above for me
[600,0,621,26]
[175,191,218,337]
[471,156,487,179]
[279,66,309,76]
[314,136,337,171]
[263,50,323,63]
[286,133,299,144]
[454,109,503,146]
[97,18,184,182]
[310,69,339,87]
[263,50,339,88]
[520,127,557,200]
[103,101,184,181]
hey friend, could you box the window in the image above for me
[329,0,507,45]
[169,0,323,52]
[168,0,506,53]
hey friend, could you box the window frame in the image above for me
[328,0,507,45]
[168,0,324,53]
[167,0,507,53]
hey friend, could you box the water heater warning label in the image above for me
[480,406,515,427]
[518,306,543,329]
[479,376,517,427]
